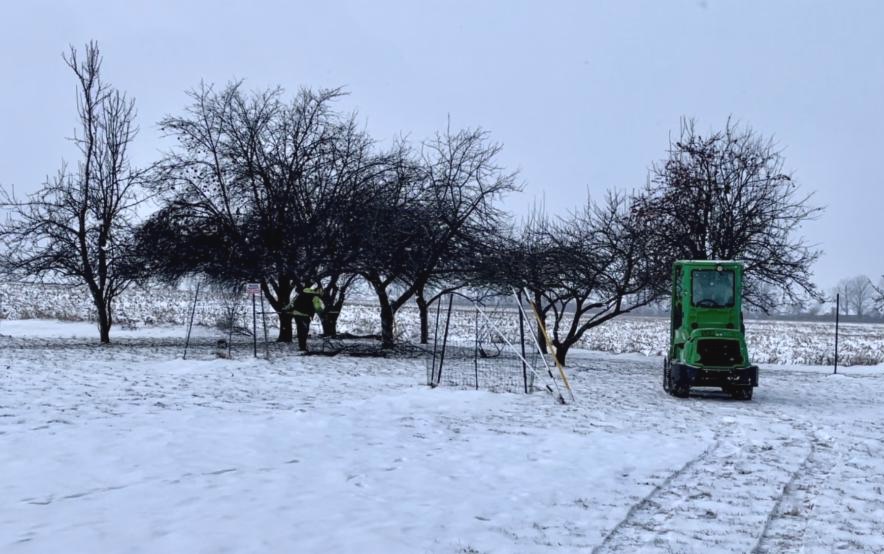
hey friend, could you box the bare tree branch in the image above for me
[0,42,146,343]
[634,118,823,311]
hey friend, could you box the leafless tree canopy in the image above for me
[834,275,876,317]
[635,118,822,310]
[0,42,145,342]
[1,41,834,348]
[476,194,667,365]
[139,82,516,346]
[354,126,518,347]
[874,276,884,313]
[141,82,379,341]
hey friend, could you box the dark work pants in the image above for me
[295,316,311,351]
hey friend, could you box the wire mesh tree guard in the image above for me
[425,293,553,395]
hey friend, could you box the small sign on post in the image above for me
[246,283,261,296]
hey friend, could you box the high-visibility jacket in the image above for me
[284,288,325,317]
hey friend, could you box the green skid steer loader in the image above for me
[663,260,759,400]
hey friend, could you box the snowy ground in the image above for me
[2,321,884,553]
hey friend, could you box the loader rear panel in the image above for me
[670,363,758,389]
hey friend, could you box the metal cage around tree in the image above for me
[425,294,552,394]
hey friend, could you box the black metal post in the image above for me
[473,305,479,390]
[252,293,257,358]
[260,293,270,360]
[227,302,234,359]
[183,280,201,360]
[518,293,528,393]
[834,293,840,374]
[430,296,443,386]
[436,294,455,387]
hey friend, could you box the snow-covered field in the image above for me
[2,321,883,553]
[2,281,883,366]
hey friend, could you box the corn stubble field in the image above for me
[1,282,881,367]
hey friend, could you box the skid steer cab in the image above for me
[663,260,758,400]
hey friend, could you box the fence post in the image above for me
[260,293,270,360]
[227,298,235,359]
[436,294,455,387]
[473,304,479,390]
[252,293,257,358]
[430,298,443,386]
[518,293,528,393]
[834,293,840,374]
[183,280,201,360]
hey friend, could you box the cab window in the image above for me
[691,269,735,308]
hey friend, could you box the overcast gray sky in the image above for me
[2,0,882,292]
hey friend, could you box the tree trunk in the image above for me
[277,311,294,343]
[98,313,111,343]
[93,296,111,344]
[417,291,430,345]
[320,310,340,337]
[536,327,547,354]
[318,274,352,338]
[554,342,570,367]
[370,281,396,348]
[274,277,295,342]
[365,273,418,349]
[379,301,395,348]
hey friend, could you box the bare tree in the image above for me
[355,127,516,348]
[351,145,429,347]
[413,227,503,345]
[410,129,517,343]
[474,194,667,365]
[635,118,823,310]
[317,272,358,336]
[874,276,884,316]
[0,42,145,343]
[143,82,378,341]
[839,275,875,318]
[539,194,666,365]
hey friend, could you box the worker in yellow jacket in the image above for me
[283,286,325,351]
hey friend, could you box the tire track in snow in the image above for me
[590,436,722,554]
[591,420,812,553]
[750,432,834,554]
[753,417,884,553]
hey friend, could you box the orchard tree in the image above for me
[142,82,378,341]
[635,118,823,310]
[496,195,666,366]
[351,145,429,347]
[0,42,146,343]
[355,127,516,348]
[544,193,668,365]
[410,128,517,343]
[475,194,667,366]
